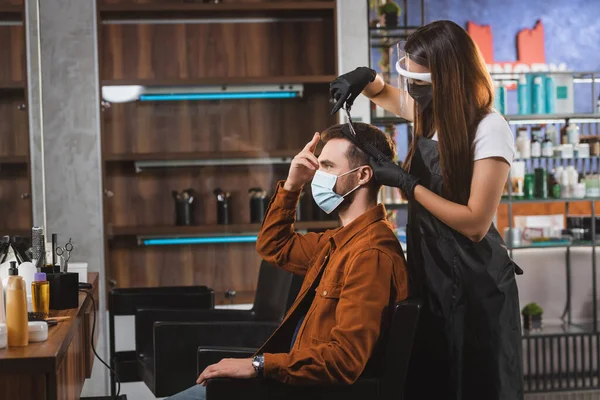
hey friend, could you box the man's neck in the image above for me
[338,194,377,227]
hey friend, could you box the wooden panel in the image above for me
[0,90,28,157]
[0,373,46,400]
[0,0,23,7]
[496,202,594,234]
[104,163,287,226]
[98,0,334,10]
[102,85,334,155]
[108,236,262,292]
[56,318,87,400]
[83,279,99,378]
[101,21,335,80]
[108,220,339,236]
[0,164,31,232]
[0,25,25,86]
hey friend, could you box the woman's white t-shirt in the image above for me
[430,111,515,165]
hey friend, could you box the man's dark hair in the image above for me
[320,122,396,201]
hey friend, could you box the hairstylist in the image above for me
[330,20,523,400]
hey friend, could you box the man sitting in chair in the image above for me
[168,123,408,399]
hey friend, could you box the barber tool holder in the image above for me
[47,272,79,310]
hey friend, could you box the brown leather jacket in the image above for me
[255,182,408,386]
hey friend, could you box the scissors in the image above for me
[56,238,73,273]
[343,104,393,165]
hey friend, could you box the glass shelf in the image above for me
[383,202,408,210]
[522,322,595,337]
[371,116,410,125]
[510,240,599,250]
[501,197,599,204]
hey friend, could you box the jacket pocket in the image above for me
[309,281,342,342]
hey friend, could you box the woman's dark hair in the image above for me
[402,20,494,205]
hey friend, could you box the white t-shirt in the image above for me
[431,111,515,165]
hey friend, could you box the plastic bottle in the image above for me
[531,127,542,158]
[561,169,571,198]
[31,272,50,319]
[546,125,560,147]
[542,133,554,157]
[6,262,28,347]
[494,83,507,115]
[516,128,531,159]
[545,75,556,114]
[517,75,530,114]
[18,260,36,303]
[533,76,546,114]
[567,123,580,146]
[568,166,579,197]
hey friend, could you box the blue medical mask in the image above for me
[311,166,363,214]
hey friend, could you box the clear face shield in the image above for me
[396,41,433,115]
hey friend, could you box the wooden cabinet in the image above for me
[98,1,338,303]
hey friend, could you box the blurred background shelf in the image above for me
[104,150,299,162]
[0,155,27,164]
[98,1,336,13]
[108,221,339,238]
[102,75,337,87]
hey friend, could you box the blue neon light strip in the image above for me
[140,92,298,101]
[143,235,258,246]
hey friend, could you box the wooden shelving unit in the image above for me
[0,155,28,164]
[98,0,338,301]
[0,0,31,239]
[108,221,339,237]
[104,150,300,162]
[0,4,22,14]
[98,1,335,13]
[102,75,337,86]
[0,81,25,89]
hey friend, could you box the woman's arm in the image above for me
[362,75,414,122]
[413,157,509,242]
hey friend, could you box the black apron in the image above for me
[404,137,524,400]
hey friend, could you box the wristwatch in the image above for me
[252,354,264,378]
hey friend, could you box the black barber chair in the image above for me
[199,299,421,400]
[108,285,214,397]
[135,261,302,397]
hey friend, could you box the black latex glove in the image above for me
[370,157,420,200]
[329,67,377,115]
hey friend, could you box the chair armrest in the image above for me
[135,308,256,358]
[197,347,257,373]
[110,286,214,315]
[152,321,279,396]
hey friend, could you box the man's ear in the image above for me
[358,165,373,186]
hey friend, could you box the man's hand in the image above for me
[196,358,257,386]
[283,133,320,192]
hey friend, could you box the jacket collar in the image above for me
[330,204,387,250]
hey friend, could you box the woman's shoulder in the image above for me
[477,110,511,132]
[473,110,515,163]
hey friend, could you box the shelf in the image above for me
[104,150,298,162]
[214,290,255,306]
[98,1,335,13]
[0,155,28,165]
[0,81,25,90]
[514,156,600,162]
[522,322,595,337]
[371,116,410,125]
[108,221,339,237]
[1,228,30,238]
[102,75,335,87]
[0,4,22,14]
[504,113,600,124]
[501,197,599,205]
[369,26,420,41]
[383,202,407,210]
[509,240,600,250]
